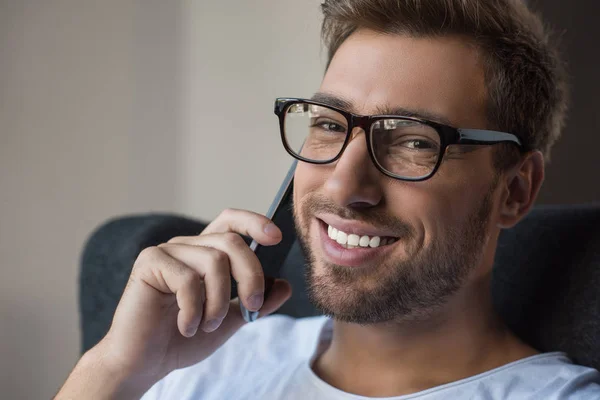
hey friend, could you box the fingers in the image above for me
[133,246,206,337]
[133,243,293,340]
[167,233,267,314]
[200,208,282,245]
[212,279,293,335]
[139,208,288,336]
[158,243,232,333]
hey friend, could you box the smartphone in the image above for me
[239,160,298,322]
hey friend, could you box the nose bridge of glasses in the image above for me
[348,115,372,140]
[338,116,373,164]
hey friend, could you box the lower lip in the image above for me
[317,219,397,268]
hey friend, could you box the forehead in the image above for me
[320,30,488,128]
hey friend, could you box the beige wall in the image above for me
[0,1,323,398]
[179,0,323,217]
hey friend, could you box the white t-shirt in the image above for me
[141,315,600,399]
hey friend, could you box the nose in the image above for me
[323,128,383,208]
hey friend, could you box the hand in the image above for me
[96,209,292,386]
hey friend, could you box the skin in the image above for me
[55,211,294,399]
[55,29,545,399]
[293,30,545,397]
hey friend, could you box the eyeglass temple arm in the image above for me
[456,129,523,147]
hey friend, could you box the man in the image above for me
[57,0,600,399]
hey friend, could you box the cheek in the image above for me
[293,163,326,225]
[424,181,495,243]
[294,163,326,203]
[388,176,484,248]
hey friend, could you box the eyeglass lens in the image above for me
[284,102,441,179]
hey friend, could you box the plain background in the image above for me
[1,1,598,398]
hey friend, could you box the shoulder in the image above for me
[487,353,600,399]
[534,354,600,399]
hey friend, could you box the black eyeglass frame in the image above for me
[274,97,525,182]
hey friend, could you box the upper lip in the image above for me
[318,214,399,238]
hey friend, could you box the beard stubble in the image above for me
[294,182,496,325]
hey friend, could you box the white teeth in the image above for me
[336,231,348,245]
[348,234,360,246]
[326,224,395,249]
[359,235,370,247]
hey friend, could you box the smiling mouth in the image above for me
[323,221,399,249]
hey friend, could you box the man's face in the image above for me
[293,30,501,324]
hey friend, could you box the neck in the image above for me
[312,275,537,398]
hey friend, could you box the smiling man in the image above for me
[56,0,600,399]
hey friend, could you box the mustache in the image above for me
[298,193,415,238]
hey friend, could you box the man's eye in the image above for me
[401,139,437,150]
[310,119,346,133]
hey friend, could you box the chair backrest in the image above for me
[80,204,600,369]
[492,204,600,370]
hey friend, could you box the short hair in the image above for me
[321,0,569,169]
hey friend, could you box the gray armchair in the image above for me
[79,204,600,370]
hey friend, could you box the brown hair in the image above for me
[321,0,569,168]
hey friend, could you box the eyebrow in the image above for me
[310,92,454,126]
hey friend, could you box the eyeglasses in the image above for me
[274,98,524,182]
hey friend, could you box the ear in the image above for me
[497,151,545,229]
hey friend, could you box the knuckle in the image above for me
[205,297,229,317]
[237,263,263,285]
[205,247,229,267]
[221,232,245,247]
[182,270,203,289]
[251,268,265,278]
[248,270,265,283]
[135,246,162,267]
[167,236,185,244]
[236,271,264,290]
[219,208,238,219]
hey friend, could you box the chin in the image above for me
[304,258,413,324]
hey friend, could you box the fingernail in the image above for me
[247,293,264,311]
[263,222,280,237]
[186,324,198,337]
[203,318,222,333]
